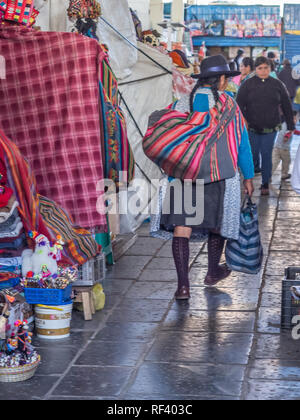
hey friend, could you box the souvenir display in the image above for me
[0,319,40,382]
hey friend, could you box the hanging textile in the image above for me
[0,26,107,231]
[98,45,135,186]
[0,129,101,265]
[68,1,136,186]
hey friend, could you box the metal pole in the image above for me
[100,16,173,75]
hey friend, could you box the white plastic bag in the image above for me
[292,143,300,194]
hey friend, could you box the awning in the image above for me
[192,36,281,48]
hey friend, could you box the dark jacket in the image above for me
[278,65,300,99]
[236,75,295,132]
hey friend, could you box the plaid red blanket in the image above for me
[0,26,107,230]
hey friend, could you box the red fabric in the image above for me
[0,186,13,207]
[0,27,107,230]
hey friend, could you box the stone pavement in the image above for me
[2,139,300,401]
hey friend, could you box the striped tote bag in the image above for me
[225,196,263,274]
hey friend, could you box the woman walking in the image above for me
[237,56,295,195]
[147,55,254,300]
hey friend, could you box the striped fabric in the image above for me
[0,129,100,266]
[225,198,263,274]
[143,93,246,183]
[38,195,100,266]
[98,45,135,185]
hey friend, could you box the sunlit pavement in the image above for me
[2,137,300,401]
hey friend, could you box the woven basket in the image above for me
[0,355,41,383]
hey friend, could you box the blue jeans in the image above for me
[249,131,277,186]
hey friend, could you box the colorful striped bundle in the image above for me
[38,195,101,266]
[143,93,246,183]
[0,129,100,266]
[5,0,34,26]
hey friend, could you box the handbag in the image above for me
[143,94,241,183]
[225,195,263,274]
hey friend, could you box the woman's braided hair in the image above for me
[189,76,222,113]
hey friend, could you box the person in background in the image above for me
[226,61,239,97]
[267,51,279,76]
[234,49,244,71]
[279,60,300,102]
[237,56,295,196]
[233,57,255,87]
[272,111,298,181]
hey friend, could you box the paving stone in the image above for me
[248,359,300,381]
[0,375,59,400]
[278,189,300,197]
[254,333,300,360]
[257,307,281,334]
[278,197,300,211]
[262,276,283,294]
[190,270,262,290]
[106,265,145,280]
[162,309,256,333]
[127,362,245,398]
[271,231,300,251]
[75,340,148,367]
[125,282,176,300]
[277,210,300,220]
[124,237,165,256]
[115,255,153,268]
[102,279,134,295]
[51,366,133,398]
[157,242,173,258]
[136,223,152,236]
[169,287,260,312]
[106,298,170,323]
[70,310,107,332]
[265,252,300,276]
[123,394,238,400]
[32,330,94,348]
[245,379,300,400]
[260,292,282,308]
[94,322,159,342]
[146,257,177,270]
[34,346,80,375]
[146,331,253,365]
[139,269,178,282]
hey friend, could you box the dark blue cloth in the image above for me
[249,131,277,185]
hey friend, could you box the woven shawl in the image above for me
[143,93,246,183]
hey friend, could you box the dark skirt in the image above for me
[160,179,225,234]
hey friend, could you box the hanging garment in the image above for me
[38,195,101,266]
[92,41,135,186]
[0,26,107,231]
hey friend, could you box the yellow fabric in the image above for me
[295,87,300,105]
